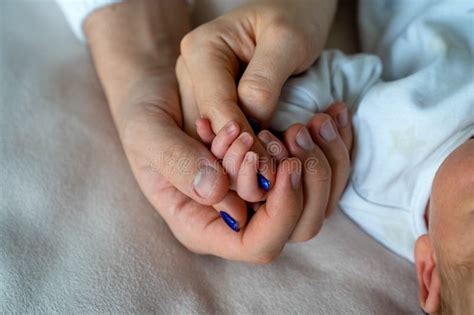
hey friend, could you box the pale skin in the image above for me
[415,138,474,314]
[84,0,345,262]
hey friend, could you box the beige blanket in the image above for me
[0,1,421,313]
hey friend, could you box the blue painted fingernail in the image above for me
[248,118,261,134]
[220,211,240,232]
[257,173,270,192]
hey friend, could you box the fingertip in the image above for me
[211,120,241,158]
[258,130,289,162]
[195,118,215,144]
[336,106,349,129]
[306,113,339,144]
[265,157,303,220]
[216,191,248,232]
[237,151,264,202]
[325,102,350,128]
[192,163,229,205]
[282,123,306,153]
[324,102,353,152]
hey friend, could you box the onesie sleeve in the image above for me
[271,50,382,131]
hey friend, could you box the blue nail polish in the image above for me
[248,118,261,134]
[220,211,240,232]
[257,173,270,192]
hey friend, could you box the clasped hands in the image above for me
[86,0,351,263]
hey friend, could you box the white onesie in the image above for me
[272,0,474,262]
[57,0,474,262]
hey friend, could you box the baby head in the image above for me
[415,138,474,314]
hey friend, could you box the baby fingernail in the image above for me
[193,165,218,199]
[220,211,240,232]
[257,173,270,192]
[224,120,238,134]
[248,118,261,134]
[336,108,349,127]
[296,127,315,151]
[320,120,337,142]
[240,132,253,146]
[258,130,272,145]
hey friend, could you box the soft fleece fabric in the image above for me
[273,0,474,262]
[1,1,421,314]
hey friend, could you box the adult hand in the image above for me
[85,0,230,207]
[181,59,354,257]
[151,103,354,260]
[84,0,349,262]
[177,0,338,193]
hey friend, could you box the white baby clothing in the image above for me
[273,0,474,262]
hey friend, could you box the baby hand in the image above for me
[195,118,291,232]
[196,118,288,202]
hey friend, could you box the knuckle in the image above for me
[269,15,295,39]
[317,113,332,121]
[248,250,281,265]
[162,142,198,176]
[200,100,220,119]
[238,74,274,106]
[317,161,332,182]
[269,16,306,47]
[265,13,314,64]
[200,99,240,125]
[180,24,216,58]
[332,150,351,169]
[304,155,332,182]
[180,31,197,57]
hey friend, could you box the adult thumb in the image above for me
[237,34,301,126]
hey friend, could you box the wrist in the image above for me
[84,0,191,115]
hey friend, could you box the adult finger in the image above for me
[179,27,276,191]
[324,102,353,153]
[283,124,332,242]
[239,157,303,263]
[151,157,303,263]
[120,86,229,205]
[155,158,303,263]
[258,130,289,162]
[213,191,248,232]
[307,113,351,217]
[238,29,305,126]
